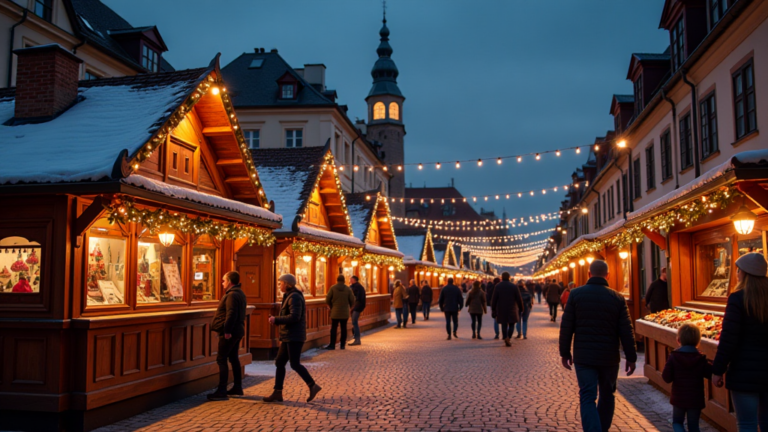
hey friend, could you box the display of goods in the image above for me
[10,251,29,272]
[0,266,10,280]
[25,249,39,265]
[644,308,723,341]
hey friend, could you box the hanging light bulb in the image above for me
[562,266,568,272]
[535,153,541,160]
[581,207,588,214]
[619,250,629,260]
[351,260,359,267]
[365,263,372,269]
[353,165,359,172]
[497,157,502,165]
[158,231,175,247]
[517,156,522,163]
[594,144,600,151]
[556,150,561,156]
[477,159,483,167]
[455,161,461,169]
[617,139,627,148]
[569,262,576,268]
[418,163,423,170]
[578,258,585,266]
[388,265,395,271]
[436,162,441,169]
[576,147,581,154]
[586,256,595,264]
[303,255,312,263]
[731,204,757,235]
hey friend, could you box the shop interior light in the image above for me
[569,262,576,268]
[388,265,395,271]
[731,204,757,235]
[619,250,629,260]
[319,256,327,262]
[351,260,359,267]
[586,256,595,264]
[426,272,432,276]
[365,263,372,269]
[578,259,585,266]
[303,255,312,263]
[158,232,175,247]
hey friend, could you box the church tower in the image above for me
[366,14,405,216]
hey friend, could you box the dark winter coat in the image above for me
[438,284,464,313]
[351,282,366,313]
[644,278,670,313]
[407,284,420,305]
[519,287,533,314]
[273,287,307,342]
[466,288,487,315]
[421,285,433,305]
[326,283,355,320]
[491,281,523,325]
[545,283,562,304]
[559,277,637,367]
[486,282,496,307]
[712,290,768,392]
[534,284,542,295]
[211,284,247,338]
[661,346,713,410]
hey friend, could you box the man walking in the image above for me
[208,271,247,401]
[534,281,543,304]
[490,272,523,347]
[486,278,500,339]
[407,279,420,324]
[264,274,322,403]
[438,277,464,340]
[420,280,433,320]
[349,275,366,346]
[559,260,637,432]
[324,275,355,350]
[545,278,562,322]
[644,267,669,313]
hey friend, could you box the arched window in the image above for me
[389,102,399,120]
[373,102,385,120]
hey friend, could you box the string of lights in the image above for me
[458,241,549,253]
[392,211,561,230]
[434,228,555,243]
[380,181,588,205]
[341,144,602,172]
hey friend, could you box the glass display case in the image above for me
[85,219,127,306]
[0,236,42,293]
[314,256,326,296]
[136,233,184,304]
[192,234,218,301]
[295,254,311,294]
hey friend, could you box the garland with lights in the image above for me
[457,239,550,251]
[105,197,275,246]
[291,240,362,259]
[394,212,561,230]
[435,228,555,242]
[386,182,587,205]
[360,253,405,270]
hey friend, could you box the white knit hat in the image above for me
[278,273,297,286]
[735,253,768,277]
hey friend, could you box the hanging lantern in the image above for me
[364,263,372,269]
[586,256,595,264]
[351,260,359,267]
[619,250,629,260]
[731,204,757,235]
[158,231,175,247]
[569,262,576,268]
[578,259,585,266]
[302,255,312,263]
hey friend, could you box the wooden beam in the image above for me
[216,158,242,166]
[327,212,345,217]
[641,228,667,251]
[234,194,258,199]
[738,182,768,213]
[75,196,105,237]
[224,177,251,183]
[319,188,337,194]
[202,126,233,136]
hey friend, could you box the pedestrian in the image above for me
[535,281,543,304]
[516,282,534,339]
[545,278,562,322]
[264,274,322,403]
[661,323,712,432]
[349,275,366,346]
[560,260,637,432]
[407,279,420,325]
[438,277,464,340]
[486,277,500,339]
[466,281,487,339]
[491,272,523,347]
[711,253,768,431]
[645,267,670,313]
[561,282,574,312]
[208,271,247,401]
[392,280,406,328]
[420,280,433,320]
[324,274,355,350]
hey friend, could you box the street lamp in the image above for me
[617,139,627,148]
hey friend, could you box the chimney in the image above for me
[302,64,326,92]
[14,44,82,120]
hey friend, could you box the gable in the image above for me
[367,216,380,245]
[304,185,331,229]
[421,228,436,263]
[310,156,352,235]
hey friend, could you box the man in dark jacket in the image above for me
[264,274,322,403]
[208,271,248,401]
[420,280,433,320]
[559,260,637,432]
[349,276,366,346]
[534,282,543,304]
[491,272,523,347]
[438,278,464,340]
[644,267,669,313]
[545,279,562,322]
[487,278,500,339]
[325,275,355,350]
[407,280,420,324]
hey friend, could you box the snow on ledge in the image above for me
[732,149,768,166]
[364,243,404,258]
[297,225,364,246]
[122,175,282,223]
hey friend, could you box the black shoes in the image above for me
[453,332,458,339]
[494,335,499,340]
[227,387,244,397]
[323,345,335,350]
[472,333,476,339]
[307,384,322,402]
[349,340,361,346]
[446,335,452,340]
[515,334,522,339]
[207,391,229,401]
[263,390,283,403]
[477,334,483,340]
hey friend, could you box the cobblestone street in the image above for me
[96,306,717,432]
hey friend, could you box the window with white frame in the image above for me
[281,84,294,99]
[244,130,260,149]
[285,129,302,148]
[142,45,159,73]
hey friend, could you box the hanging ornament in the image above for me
[10,251,29,273]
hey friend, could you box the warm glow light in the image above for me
[353,165,359,172]
[477,159,483,167]
[436,162,441,169]
[731,205,757,235]
[578,259,585,266]
[569,262,576,268]
[418,163,423,170]
[426,272,432,276]
[497,157,502,165]
[303,255,312,263]
[158,232,175,247]
[319,257,327,262]
[619,250,629,260]
[594,145,600,151]
[562,266,568,272]
[576,147,581,154]
[365,263,372,269]
[339,165,344,171]
[517,156,522,163]
[419,271,425,275]
[455,161,461,169]
[586,256,595,264]
[617,139,627,148]
[211,87,220,95]
[581,207,588,214]
[388,266,395,271]
[351,260,359,267]
[535,153,541,160]
[397,165,402,171]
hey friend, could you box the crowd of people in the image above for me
[204,253,768,432]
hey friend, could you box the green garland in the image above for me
[291,240,362,259]
[360,253,405,270]
[105,197,275,247]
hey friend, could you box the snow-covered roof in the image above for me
[123,175,281,223]
[297,225,363,247]
[347,203,370,242]
[435,249,446,266]
[255,166,310,232]
[397,234,426,261]
[0,74,201,184]
[365,243,404,258]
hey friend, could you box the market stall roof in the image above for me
[395,227,436,264]
[346,191,399,251]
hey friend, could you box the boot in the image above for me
[446,334,452,340]
[207,391,229,401]
[472,332,476,339]
[515,333,522,339]
[349,340,361,346]
[307,384,322,402]
[494,335,499,340]
[263,390,283,403]
[227,387,244,396]
[477,334,483,340]
[504,338,511,347]
[323,344,335,350]
[453,332,458,339]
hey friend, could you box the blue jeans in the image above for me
[422,302,430,319]
[574,363,619,432]
[493,317,499,336]
[395,308,404,327]
[672,406,701,432]
[516,309,531,337]
[536,292,542,303]
[731,390,768,432]
[402,303,409,327]
[351,310,361,341]
[444,311,458,335]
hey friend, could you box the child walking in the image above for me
[661,323,713,432]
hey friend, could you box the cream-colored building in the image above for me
[0,0,172,87]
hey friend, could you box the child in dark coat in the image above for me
[661,323,713,432]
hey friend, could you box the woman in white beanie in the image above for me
[712,252,768,431]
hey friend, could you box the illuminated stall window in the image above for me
[192,234,219,301]
[315,256,327,296]
[372,266,379,293]
[295,254,312,295]
[276,251,292,300]
[0,236,42,294]
[342,259,355,285]
[85,219,127,306]
[137,231,184,304]
[360,264,370,292]
[696,238,732,299]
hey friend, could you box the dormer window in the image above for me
[281,84,294,99]
[670,18,685,70]
[142,45,159,72]
[34,0,53,22]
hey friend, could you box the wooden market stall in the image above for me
[633,152,768,432]
[241,146,391,359]
[0,47,281,431]
[395,228,443,303]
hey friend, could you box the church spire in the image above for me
[368,7,402,98]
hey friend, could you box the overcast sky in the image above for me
[106,0,671,271]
